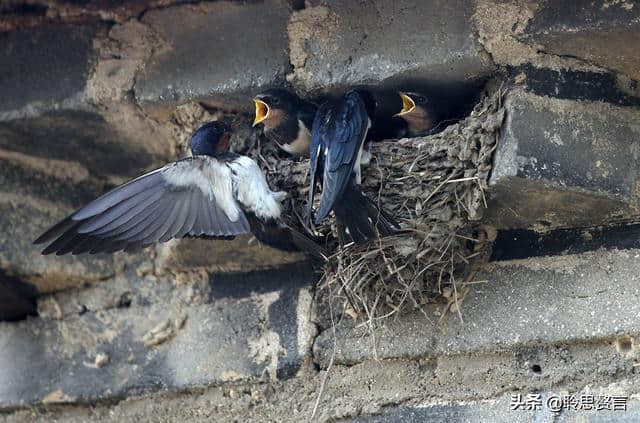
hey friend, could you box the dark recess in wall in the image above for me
[491,221,640,261]
[301,76,492,140]
[508,64,640,107]
[288,0,305,10]
[0,3,47,16]
[0,269,38,321]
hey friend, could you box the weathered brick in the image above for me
[0,23,99,116]
[0,263,316,408]
[135,0,292,118]
[486,76,640,230]
[521,0,640,80]
[288,0,495,94]
[0,22,171,181]
[155,237,308,274]
[314,248,640,367]
[0,200,117,294]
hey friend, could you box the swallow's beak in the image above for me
[394,92,415,117]
[253,99,270,127]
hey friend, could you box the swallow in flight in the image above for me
[35,121,324,257]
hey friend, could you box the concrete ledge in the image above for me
[314,248,640,366]
[0,263,316,409]
[486,85,640,230]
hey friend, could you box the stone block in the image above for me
[0,111,158,180]
[288,0,495,94]
[0,23,99,117]
[156,236,309,274]
[0,263,316,408]
[486,82,640,230]
[521,0,640,80]
[0,21,171,181]
[314,248,640,367]
[135,0,291,119]
[0,199,117,294]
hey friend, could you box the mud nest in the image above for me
[253,87,506,321]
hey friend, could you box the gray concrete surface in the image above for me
[288,0,495,94]
[0,262,316,409]
[314,248,640,365]
[135,0,292,117]
[487,87,640,230]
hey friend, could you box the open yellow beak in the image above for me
[253,99,270,127]
[394,93,415,117]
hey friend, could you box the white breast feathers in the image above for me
[226,156,285,221]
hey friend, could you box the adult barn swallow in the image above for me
[252,89,317,157]
[307,90,397,245]
[395,92,436,137]
[35,122,324,257]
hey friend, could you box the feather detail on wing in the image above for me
[34,157,253,255]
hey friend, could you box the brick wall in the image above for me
[2,1,640,421]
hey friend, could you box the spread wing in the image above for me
[309,91,369,224]
[34,157,251,255]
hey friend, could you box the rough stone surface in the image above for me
[135,0,291,118]
[521,0,640,80]
[350,389,640,422]
[155,236,308,274]
[473,0,603,74]
[486,85,640,230]
[314,248,640,366]
[0,200,118,293]
[0,111,159,180]
[0,23,100,118]
[288,0,495,94]
[1,357,639,421]
[0,262,316,408]
[0,20,173,182]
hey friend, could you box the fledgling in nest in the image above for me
[252,86,506,323]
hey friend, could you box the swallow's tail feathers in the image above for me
[333,184,398,245]
[248,215,328,260]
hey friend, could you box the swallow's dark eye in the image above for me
[272,97,280,105]
[417,96,427,104]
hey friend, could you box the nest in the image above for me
[253,87,506,322]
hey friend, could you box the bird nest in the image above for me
[254,87,505,322]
